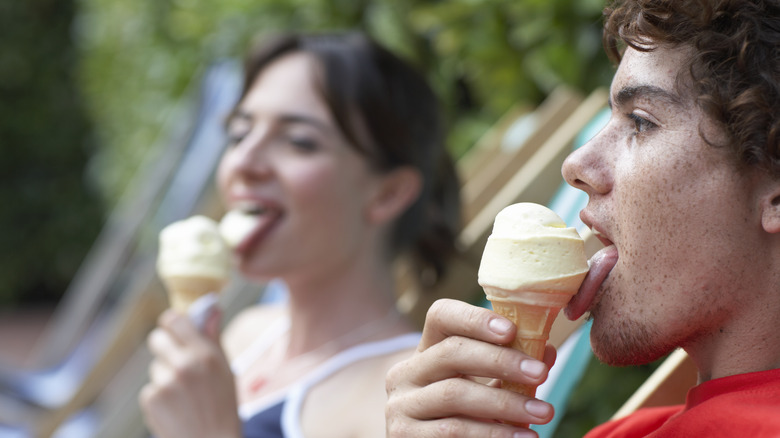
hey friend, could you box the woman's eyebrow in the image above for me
[277,113,334,133]
[224,110,335,134]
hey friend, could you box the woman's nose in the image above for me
[230,130,273,178]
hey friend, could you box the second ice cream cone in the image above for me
[163,275,227,312]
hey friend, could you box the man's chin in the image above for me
[589,319,672,367]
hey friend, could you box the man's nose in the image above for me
[562,131,613,196]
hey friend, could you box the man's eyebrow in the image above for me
[608,85,684,109]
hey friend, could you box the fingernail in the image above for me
[513,432,536,438]
[525,399,552,418]
[488,317,512,335]
[520,360,545,379]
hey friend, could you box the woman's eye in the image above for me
[227,131,247,146]
[286,136,318,151]
[627,113,656,135]
[226,123,250,146]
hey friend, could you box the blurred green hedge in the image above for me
[76,0,614,199]
[0,0,104,307]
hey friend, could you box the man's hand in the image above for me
[386,299,556,437]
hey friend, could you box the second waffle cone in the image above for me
[162,276,226,312]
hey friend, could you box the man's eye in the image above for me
[627,113,656,134]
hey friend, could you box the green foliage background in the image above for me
[76,0,614,199]
[0,0,662,433]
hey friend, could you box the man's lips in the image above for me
[565,244,619,321]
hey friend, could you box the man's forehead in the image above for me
[608,47,692,109]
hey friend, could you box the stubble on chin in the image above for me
[588,283,674,367]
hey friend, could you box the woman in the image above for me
[140,31,461,438]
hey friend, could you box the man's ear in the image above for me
[760,182,780,234]
[366,167,423,226]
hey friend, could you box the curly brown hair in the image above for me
[603,0,780,174]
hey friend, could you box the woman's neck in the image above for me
[282,262,404,358]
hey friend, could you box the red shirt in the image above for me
[585,368,780,437]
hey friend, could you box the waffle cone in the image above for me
[485,288,570,427]
[162,275,226,312]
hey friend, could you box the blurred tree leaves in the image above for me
[76,0,613,201]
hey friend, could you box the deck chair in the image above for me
[461,86,583,224]
[455,104,532,185]
[43,274,264,438]
[0,59,244,438]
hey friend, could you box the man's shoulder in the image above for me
[585,368,780,438]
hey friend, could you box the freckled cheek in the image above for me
[615,173,691,292]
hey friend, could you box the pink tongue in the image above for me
[565,245,618,321]
[235,212,280,254]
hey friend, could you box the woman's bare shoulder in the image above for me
[221,303,287,361]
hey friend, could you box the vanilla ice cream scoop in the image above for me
[477,203,588,419]
[478,202,589,295]
[157,215,231,311]
[219,209,260,248]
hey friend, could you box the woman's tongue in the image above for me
[565,245,619,321]
[234,211,281,254]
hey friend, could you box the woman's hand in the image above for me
[385,299,557,437]
[140,308,242,438]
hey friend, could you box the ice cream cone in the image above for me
[477,203,590,428]
[484,288,571,397]
[157,215,232,312]
[162,275,227,312]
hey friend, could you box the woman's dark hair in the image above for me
[235,31,461,285]
[603,0,780,175]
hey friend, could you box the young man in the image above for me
[385,1,780,436]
